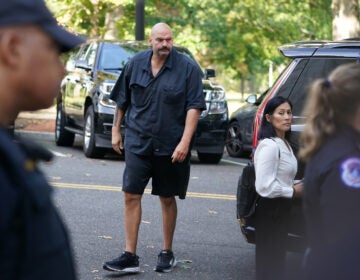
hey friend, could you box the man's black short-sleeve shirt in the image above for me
[110,48,206,156]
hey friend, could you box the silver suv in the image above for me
[239,38,360,251]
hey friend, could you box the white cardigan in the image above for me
[254,137,297,198]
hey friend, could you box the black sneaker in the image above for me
[103,251,140,273]
[154,250,177,273]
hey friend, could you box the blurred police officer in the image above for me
[0,1,84,279]
[299,62,360,279]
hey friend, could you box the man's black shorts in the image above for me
[122,151,190,199]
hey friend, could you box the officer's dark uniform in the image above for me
[303,126,360,279]
[0,129,76,280]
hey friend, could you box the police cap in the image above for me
[0,0,84,52]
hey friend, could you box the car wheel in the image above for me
[197,152,223,164]
[225,121,244,157]
[55,103,75,146]
[83,106,105,158]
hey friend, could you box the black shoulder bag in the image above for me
[236,138,280,243]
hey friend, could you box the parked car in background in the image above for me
[253,39,360,177]
[239,38,360,251]
[226,90,268,158]
[56,40,228,163]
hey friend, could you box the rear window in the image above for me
[277,57,357,116]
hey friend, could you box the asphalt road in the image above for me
[18,132,303,280]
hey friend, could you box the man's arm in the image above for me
[171,108,201,163]
[111,106,125,155]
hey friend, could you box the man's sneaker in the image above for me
[154,250,177,273]
[103,251,140,273]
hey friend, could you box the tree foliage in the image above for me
[47,0,352,91]
[145,0,333,89]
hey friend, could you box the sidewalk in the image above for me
[15,105,56,133]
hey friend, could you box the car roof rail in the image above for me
[279,39,360,58]
[343,37,360,41]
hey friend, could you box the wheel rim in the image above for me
[84,114,92,150]
[226,124,243,154]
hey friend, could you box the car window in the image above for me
[99,44,140,71]
[86,43,98,67]
[277,57,357,116]
[78,44,91,61]
[95,43,200,73]
[64,48,79,71]
[275,58,307,106]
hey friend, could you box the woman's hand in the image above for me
[293,180,303,198]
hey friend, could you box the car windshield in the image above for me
[99,43,142,71]
[98,43,199,72]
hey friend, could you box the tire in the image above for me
[83,106,105,158]
[197,152,223,164]
[225,121,245,157]
[55,103,75,146]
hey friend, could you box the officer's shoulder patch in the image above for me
[341,157,360,188]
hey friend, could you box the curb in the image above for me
[15,130,55,142]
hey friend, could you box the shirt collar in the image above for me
[163,48,175,69]
[143,48,176,73]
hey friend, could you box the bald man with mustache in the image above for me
[103,23,206,274]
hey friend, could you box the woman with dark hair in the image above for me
[299,62,360,279]
[254,96,303,280]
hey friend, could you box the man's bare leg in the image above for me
[124,192,142,253]
[159,196,177,250]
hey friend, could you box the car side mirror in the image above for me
[204,68,216,79]
[75,60,92,71]
[246,94,257,104]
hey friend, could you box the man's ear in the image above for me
[0,30,22,68]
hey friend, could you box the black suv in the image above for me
[239,38,360,251]
[225,89,268,158]
[56,40,228,163]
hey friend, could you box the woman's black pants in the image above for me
[255,197,292,280]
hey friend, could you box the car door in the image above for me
[64,42,98,129]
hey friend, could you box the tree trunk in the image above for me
[332,0,360,40]
[103,6,123,40]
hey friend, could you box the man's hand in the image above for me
[171,141,189,163]
[171,108,201,163]
[112,126,124,155]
